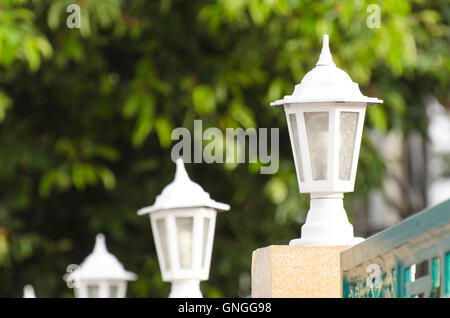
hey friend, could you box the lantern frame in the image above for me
[284,102,366,193]
[150,207,217,282]
[74,279,129,298]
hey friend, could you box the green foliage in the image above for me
[0,3,52,71]
[192,85,217,114]
[0,0,448,297]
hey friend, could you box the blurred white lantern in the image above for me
[23,285,36,298]
[138,159,229,298]
[271,34,383,246]
[65,234,136,298]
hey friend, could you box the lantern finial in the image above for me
[93,233,107,254]
[316,34,335,66]
[174,158,189,182]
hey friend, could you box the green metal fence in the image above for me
[341,199,450,298]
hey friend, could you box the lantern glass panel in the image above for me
[304,112,329,180]
[288,113,304,181]
[110,284,119,298]
[87,285,98,298]
[202,218,210,268]
[176,217,194,269]
[339,112,359,180]
[156,218,171,271]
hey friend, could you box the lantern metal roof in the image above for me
[137,159,230,215]
[66,234,137,281]
[271,34,383,106]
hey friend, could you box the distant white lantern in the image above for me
[23,285,36,298]
[138,159,229,298]
[65,234,137,298]
[271,34,383,246]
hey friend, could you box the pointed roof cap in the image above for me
[271,34,382,106]
[65,234,137,282]
[316,34,335,66]
[137,159,230,215]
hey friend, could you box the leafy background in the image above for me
[0,0,448,297]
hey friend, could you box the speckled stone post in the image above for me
[251,245,350,298]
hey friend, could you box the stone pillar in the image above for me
[251,245,349,298]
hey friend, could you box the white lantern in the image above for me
[23,285,36,298]
[138,159,229,298]
[271,34,383,246]
[65,234,137,298]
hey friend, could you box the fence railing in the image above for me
[341,199,450,298]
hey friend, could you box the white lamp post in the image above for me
[271,34,383,246]
[138,159,229,298]
[23,285,36,298]
[65,233,137,298]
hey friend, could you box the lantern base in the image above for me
[169,279,202,298]
[289,236,364,246]
[289,193,364,247]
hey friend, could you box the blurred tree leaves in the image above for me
[0,0,448,298]
[0,3,52,71]
[192,85,216,114]
[0,92,12,122]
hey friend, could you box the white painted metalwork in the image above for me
[23,285,36,298]
[65,233,136,298]
[138,159,229,298]
[271,34,383,246]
